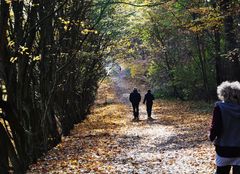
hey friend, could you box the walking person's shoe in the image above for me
[132,116,139,122]
[148,116,154,121]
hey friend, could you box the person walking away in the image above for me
[129,88,141,120]
[209,81,240,174]
[143,90,154,120]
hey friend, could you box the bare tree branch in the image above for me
[94,1,164,8]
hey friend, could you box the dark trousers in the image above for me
[146,103,153,117]
[132,103,139,118]
[216,166,240,174]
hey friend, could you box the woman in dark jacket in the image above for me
[210,81,240,174]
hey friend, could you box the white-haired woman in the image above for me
[210,81,240,174]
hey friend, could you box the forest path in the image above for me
[28,70,216,174]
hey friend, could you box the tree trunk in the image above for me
[0,123,9,173]
[196,34,209,101]
[214,31,222,85]
[220,0,240,81]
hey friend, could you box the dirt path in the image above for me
[28,71,216,174]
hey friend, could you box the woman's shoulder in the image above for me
[214,101,223,107]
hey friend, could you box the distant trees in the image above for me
[145,0,240,100]
[219,0,240,82]
[0,0,112,172]
[105,0,240,100]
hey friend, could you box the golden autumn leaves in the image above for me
[58,17,98,34]
[9,45,41,63]
[8,17,98,64]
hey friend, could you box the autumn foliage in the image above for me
[1,0,239,173]
[28,79,215,173]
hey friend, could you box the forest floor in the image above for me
[28,69,216,174]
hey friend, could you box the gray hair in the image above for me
[217,81,240,104]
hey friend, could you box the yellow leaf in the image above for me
[81,21,85,27]
[19,45,28,52]
[8,40,15,48]
[33,55,41,61]
[5,0,11,4]
[81,29,89,35]
[10,57,18,63]
[32,3,39,7]
[9,10,14,18]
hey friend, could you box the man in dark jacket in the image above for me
[143,90,154,119]
[129,88,141,120]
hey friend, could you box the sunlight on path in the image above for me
[28,71,215,174]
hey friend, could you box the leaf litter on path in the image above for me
[28,77,215,174]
